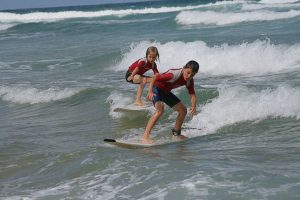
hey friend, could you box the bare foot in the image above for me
[173,135,188,142]
[134,101,145,106]
[141,135,154,144]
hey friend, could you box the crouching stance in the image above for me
[125,46,159,106]
[142,60,199,144]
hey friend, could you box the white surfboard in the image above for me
[113,103,152,112]
[104,135,188,148]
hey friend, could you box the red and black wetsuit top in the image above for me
[128,57,159,75]
[155,68,195,94]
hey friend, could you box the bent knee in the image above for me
[179,106,187,116]
[140,77,147,85]
[155,103,164,116]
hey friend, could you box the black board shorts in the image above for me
[152,86,180,108]
[125,70,150,84]
[125,70,134,83]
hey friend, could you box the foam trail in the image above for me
[186,85,300,136]
[0,86,81,104]
[115,40,300,76]
[176,9,300,26]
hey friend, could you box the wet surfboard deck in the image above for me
[104,135,188,149]
[113,103,153,112]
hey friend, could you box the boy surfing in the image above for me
[142,60,199,144]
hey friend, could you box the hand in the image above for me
[189,107,198,116]
[127,75,134,81]
[147,92,154,101]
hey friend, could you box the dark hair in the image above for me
[146,46,160,61]
[184,60,199,73]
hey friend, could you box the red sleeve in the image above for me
[128,59,145,72]
[133,60,146,74]
[186,79,195,94]
[136,60,146,69]
[156,73,173,82]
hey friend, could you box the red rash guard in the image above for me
[155,68,195,94]
[128,58,159,75]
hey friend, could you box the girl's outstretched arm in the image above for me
[147,74,158,101]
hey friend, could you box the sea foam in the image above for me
[187,85,300,136]
[106,91,132,119]
[115,40,300,76]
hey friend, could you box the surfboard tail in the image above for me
[104,138,116,142]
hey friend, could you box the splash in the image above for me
[106,91,132,119]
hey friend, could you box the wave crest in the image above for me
[176,9,300,26]
[188,85,300,135]
[115,40,300,76]
[0,1,235,24]
[0,86,81,104]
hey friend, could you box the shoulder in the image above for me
[136,58,147,66]
[167,68,183,78]
[159,68,182,82]
[137,57,146,63]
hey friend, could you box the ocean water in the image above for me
[1,0,300,199]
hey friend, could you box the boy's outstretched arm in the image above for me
[189,94,197,116]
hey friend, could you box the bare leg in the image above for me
[172,102,188,140]
[173,102,187,130]
[134,76,150,106]
[141,102,164,143]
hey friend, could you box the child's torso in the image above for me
[129,58,156,75]
[156,68,193,93]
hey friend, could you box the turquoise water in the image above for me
[1,0,300,199]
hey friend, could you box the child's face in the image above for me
[147,52,157,64]
[183,68,196,81]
